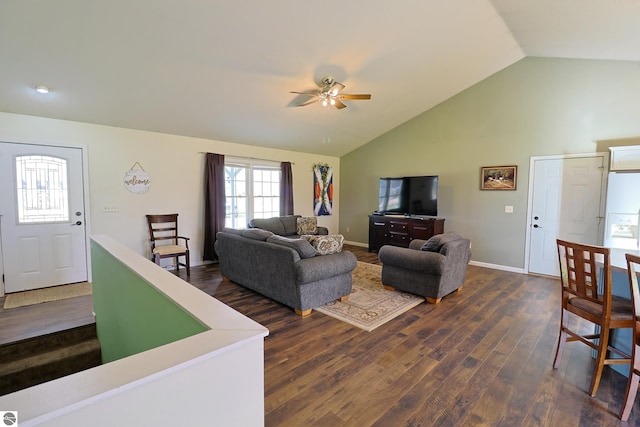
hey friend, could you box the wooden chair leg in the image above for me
[621,368,640,421]
[553,308,569,369]
[426,297,442,304]
[553,329,567,369]
[589,328,610,397]
[295,308,312,317]
[185,252,190,276]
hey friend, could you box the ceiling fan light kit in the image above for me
[291,75,371,110]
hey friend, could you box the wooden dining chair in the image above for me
[620,253,640,421]
[554,239,633,397]
[146,214,190,276]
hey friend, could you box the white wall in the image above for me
[0,112,340,269]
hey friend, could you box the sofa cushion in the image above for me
[222,227,243,235]
[297,216,318,235]
[302,234,344,255]
[421,232,463,252]
[280,215,300,236]
[241,228,274,241]
[248,217,286,236]
[266,235,317,258]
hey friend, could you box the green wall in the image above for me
[91,240,208,363]
[340,57,640,269]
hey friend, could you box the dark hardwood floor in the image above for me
[1,244,638,425]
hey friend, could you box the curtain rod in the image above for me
[199,152,294,165]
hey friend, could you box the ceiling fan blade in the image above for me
[333,99,347,109]
[290,91,319,97]
[339,94,371,100]
[297,97,319,107]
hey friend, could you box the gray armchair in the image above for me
[378,232,471,304]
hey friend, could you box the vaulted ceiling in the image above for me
[1,1,639,157]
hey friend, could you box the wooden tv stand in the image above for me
[368,215,445,252]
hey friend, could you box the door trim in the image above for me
[524,151,608,275]
[0,138,92,297]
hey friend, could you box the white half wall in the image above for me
[0,235,269,426]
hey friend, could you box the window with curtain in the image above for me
[225,160,281,229]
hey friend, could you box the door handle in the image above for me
[71,221,82,226]
[533,224,541,228]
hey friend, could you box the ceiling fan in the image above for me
[290,75,371,109]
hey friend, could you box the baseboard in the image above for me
[468,260,525,274]
[344,240,368,248]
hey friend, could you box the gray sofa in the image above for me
[215,228,357,316]
[248,215,328,238]
[378,232,471,304]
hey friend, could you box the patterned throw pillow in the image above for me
[302,234,344,255]
[297,216,318,235]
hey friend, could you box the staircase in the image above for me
[0,323,102,396]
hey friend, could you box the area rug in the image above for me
[315,262,423,331]
[3,282,92,309]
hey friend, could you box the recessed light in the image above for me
[34,84,50,94]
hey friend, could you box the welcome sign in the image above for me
[124,162,151,194]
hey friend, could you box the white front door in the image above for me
[527,155,606,276]
[0,142,88,293]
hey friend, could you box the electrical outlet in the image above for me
[103,205,119,213]
[505,205,514,213]
[346,227,350,233]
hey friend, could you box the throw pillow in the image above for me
[297,216,318,235]
[266,235,317,259]
[302,234,344,255]
[281,215,300,236]
[421,232,463,252]
[241,229,274,241]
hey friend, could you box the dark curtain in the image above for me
[203,153,226,261]
[280,161,294,216]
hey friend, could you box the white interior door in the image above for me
[0,142,88,293]
[527,155,606,276]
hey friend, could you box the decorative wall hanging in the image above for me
[313,163,333,216]
[480,165,517,190]
[124,162,151,194]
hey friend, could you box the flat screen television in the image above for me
[377,175,438,217]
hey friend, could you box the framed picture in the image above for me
[313,163,333,215]
[480,165,517,190]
